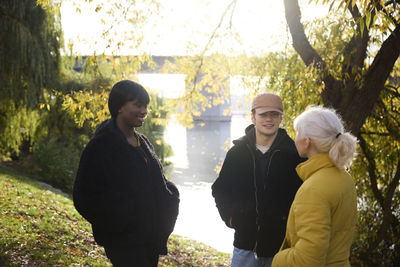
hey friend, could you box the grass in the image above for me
[0,163,231,266]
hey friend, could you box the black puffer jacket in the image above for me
[212,125,303,257]
[73,118,179,255]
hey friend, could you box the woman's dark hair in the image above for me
[108,80,150,118]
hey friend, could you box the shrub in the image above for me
[30,135,88,193]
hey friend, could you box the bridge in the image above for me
[73,55,252,121]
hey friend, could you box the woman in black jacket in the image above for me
[73,80,179,267]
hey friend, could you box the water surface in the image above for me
[164,115,251,253]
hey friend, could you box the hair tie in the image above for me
[335,133,342,138]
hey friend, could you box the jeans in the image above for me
[230,247,273,267]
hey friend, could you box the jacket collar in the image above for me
[296,153,334,182]
[94,118,136,145]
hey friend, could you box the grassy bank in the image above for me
[0,164,230,266]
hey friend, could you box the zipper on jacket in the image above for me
[247,145,281,254]
[246,143,260,253]
[264,149,280,190]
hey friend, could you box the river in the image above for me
[164,115,251,253]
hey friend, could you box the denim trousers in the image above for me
[230,247,273,267]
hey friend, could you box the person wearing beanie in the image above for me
[73,80,179,267]
[272,106,358,267]
[212,93,304,267]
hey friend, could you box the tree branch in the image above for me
[358,134,397,254]
[341,2,372,110]
[344,1,371,69]
[386,85,400,98]
[374,0,400,27]
[343,23,400,135]
[367,159,400,254]
[379,101,400,142]
[359,131,391,136]
[283,0,323,66]
[364,22,400,88]
[191,0,237,94]
[385,160,400,211]
[283,0,342,107]
[358,134,385,207]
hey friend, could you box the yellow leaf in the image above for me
[380,0,386,11]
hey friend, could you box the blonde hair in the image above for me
[294,106,358,170]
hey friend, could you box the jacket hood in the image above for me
[93,118,128,144]
[233,124,295,153]
[94,118,112,136]
[232,124,256,145]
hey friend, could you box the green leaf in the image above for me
[365,12,371,30]
[360,19,365,37]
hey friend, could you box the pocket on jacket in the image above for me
[231,208,256,230]
[158,191,179,235]
[119,195,156,246]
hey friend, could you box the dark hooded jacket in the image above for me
[73,118,179,255]
[211,125,303,257]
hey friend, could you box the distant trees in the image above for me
[0,0,61,106]
[0,0,61,157]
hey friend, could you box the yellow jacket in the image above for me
[272,153,357,267]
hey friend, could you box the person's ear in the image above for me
[251,112,256,125]
[305,137,312,148]
[278,114,283,124]
[118,103,125,114]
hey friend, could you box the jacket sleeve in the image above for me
[140,133,180,200]
[284,153,304,212]
[73,141,132,231]
[272,187,331,267]
[211,148,240,228]
[136,133,180,248]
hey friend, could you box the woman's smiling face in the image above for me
[118,99,148,128]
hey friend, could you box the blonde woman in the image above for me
[272,106,358,267]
